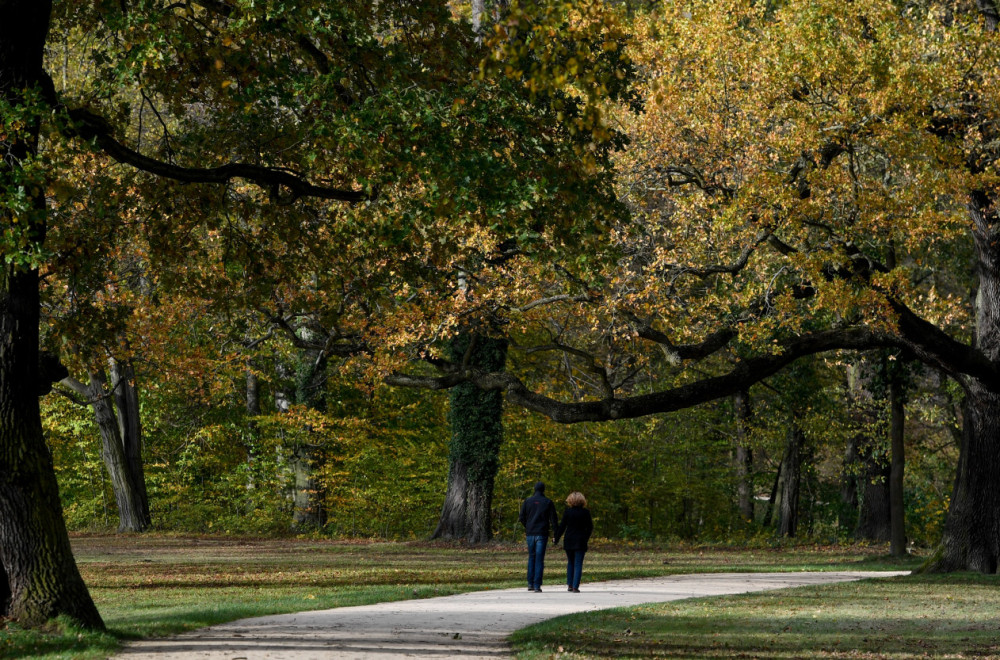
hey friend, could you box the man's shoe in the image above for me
[572,588,580,593]
[567,586,573,591]
[533,587,542,592]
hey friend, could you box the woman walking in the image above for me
[554,491,593,592]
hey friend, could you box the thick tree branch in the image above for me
[516,293,595,313]
[55,370,127,406]
[66,107,370,203]
[625,313,736,365]
[389,327,905,423]
[667,230,770,278]
[889,299,998,385]
[37,351,68,396]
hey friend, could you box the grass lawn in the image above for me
[2,535,919,659]
[511,572,1000,659]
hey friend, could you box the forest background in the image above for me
[44,349,956,547]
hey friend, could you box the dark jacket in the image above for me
[519,492,558,536]
[554,506,594,551]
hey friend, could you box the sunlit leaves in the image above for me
[614,0,997,361]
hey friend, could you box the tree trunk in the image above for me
[844,356,892,542]
[290,341,327,530]
[889,374,907,557]
[433,459,469,539]
[734,390,753,522]
[432,333,507,544]
[0,561,9,614]
[761,457,782,528]
[0,0,103,629]
[931,379,1000,572]
[246,369,261,415]
[62,361,151,533]
[471,0,508,38]
[840,437,859,533]
[922,3,1000,573]
[777,426,803,537]
[109,357,151,530]
[854,442,891,542]
[928,192,1000,573]
[291,442,327,529]
[85,369,150,532]
[471,0,486,34]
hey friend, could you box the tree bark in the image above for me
[109,357,150,527]
[471,0,509,38]
[433,459,469,539]
[0,561,9,614]
[471,0,487,35]
[734,390,753,522]
[0,0,103,629]
[88,368,149,532]
[929,378,1000,572]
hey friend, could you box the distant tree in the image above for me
[60,356,150,533]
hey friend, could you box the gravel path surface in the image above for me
[117,571,907,659]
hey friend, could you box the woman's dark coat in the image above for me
[554,506,594,551]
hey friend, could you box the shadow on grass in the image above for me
[513,574,1000,659]
[518,615,1000,658]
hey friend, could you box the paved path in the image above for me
[117,571,907,659]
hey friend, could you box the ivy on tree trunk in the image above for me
[433,332,507,544]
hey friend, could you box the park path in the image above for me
[116,571,907,659]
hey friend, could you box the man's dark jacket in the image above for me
[554,506,594,551]
[519,491,558,536]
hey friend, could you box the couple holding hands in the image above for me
[518,481,593,593]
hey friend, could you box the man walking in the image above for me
[518,481,558,592]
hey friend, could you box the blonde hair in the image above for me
[566,491,587,508]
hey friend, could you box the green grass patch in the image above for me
[1,535,919,659]
[512,573,1000,659]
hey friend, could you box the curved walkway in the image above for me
[117,571,907,659]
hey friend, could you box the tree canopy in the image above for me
[5,0,1000,632]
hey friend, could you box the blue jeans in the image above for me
[565,549,586,589]
[526,535,548,588]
